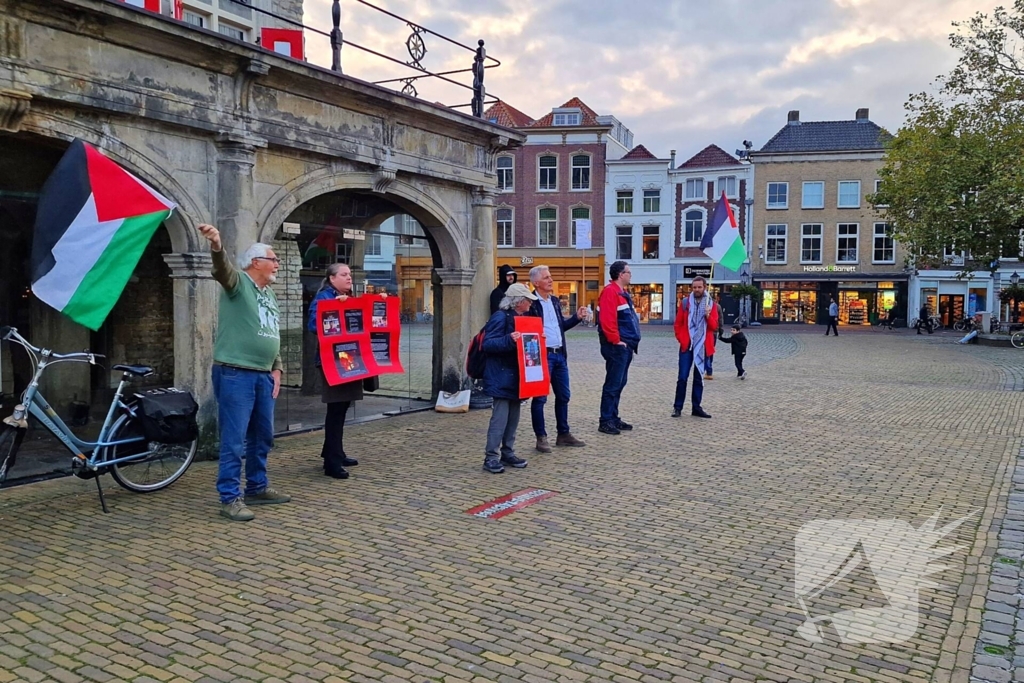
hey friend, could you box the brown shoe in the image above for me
[556,433,586,447]
[535,436,552,453]
[705,374,714,380]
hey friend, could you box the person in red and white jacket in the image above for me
[597,261,641,434]
[672,275,719,419]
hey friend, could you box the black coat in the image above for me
[528,295,581,358]
[489,264,519,314]
[718,331,748,356]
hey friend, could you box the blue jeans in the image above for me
[212,365,275,504]
[705,354,714,375]
[599,342,633,425]
[531,350,570,436]
[674,350,704,411]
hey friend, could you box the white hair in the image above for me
[238,243,272,270]
[499,295,530,310]
[529,265,550,283]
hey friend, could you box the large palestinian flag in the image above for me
[31,140,176,331]
[700,191,746,272]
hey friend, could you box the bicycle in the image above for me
[953,317,981,333]
[1012,331,1024,349]
[0,326,197,511]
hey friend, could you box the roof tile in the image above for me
[678,144,742,169]
[529,97,603,128]
[757,119,892,153]
[482,101,534,129]
[621,144,658,160]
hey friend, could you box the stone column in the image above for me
[214,132,266,256]
[434,267,476,394]
[163,253,218,430]
[470,186,497,335]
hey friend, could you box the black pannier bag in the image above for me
[133,388,199,444]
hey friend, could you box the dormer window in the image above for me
[552,108,582,126]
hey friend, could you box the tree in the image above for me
[872,2,1024,271]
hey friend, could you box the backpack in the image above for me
[466,326,487,379]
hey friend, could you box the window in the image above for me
[873,223,894,263]
[684,210,704,244]
[800,224,823,263]
[571,207,590,247]
[717,176,738,199]
[217,22,247,41]
[571,155,591,190]
[616,190,633,213]
[538,208,557,246]
[643,226,659,260]
[538,155,557,191]
[553,112,581,126]
[943,245,965,266]
[685,178,705,200]
[616,226,633,260]
[497,156,513,191]
[838,181,861,208]
[643,189,661,213]
[366,232,382,256]
[183,10,207,27]
[765,224,787,264]
[802,181,824,209]
[335,242,351,265]
[837,223,859,263]
[497,208,513,247]
[767,182,788,209]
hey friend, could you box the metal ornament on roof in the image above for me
[400,78,418,97]
[406,24,427,68]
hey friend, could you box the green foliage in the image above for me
[998,283,1024,303]
[871,1,1024,271]
[729,283,761,300]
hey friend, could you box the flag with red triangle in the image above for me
[30,140,176,331]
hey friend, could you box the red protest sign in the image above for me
[515,316,550,399]
[366,295,403,376]
[316,296,404,386]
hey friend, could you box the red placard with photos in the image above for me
[515,316,550,399]
[317,295,403,386]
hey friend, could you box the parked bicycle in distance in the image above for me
[0,326,198,511]
[953,316,982,333]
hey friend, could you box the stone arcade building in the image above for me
[0,0,522,442]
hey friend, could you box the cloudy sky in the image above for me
[303,0,1001,161]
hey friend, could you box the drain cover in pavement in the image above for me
[466,488,558,519]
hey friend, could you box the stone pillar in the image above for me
[214,133,265,256]
[163,253,218,428]
[434,267,476,394]
[470,187,497,335]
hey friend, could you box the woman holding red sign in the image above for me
[307,263,363,480]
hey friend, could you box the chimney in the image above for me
[670,150,676,170]
[856,107,869,122]
[787,110,800,125]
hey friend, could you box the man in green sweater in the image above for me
[200,224,291,521]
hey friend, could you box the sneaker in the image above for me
[671,408,681,418]
[555,433,586,447]
[598,422,621,435]
[739,372,746,380]
[691,408,712,419]
[483,459,505,474]
[244,487,292,506]
[501,454,528,469]
[220,499,255,522]
[535,436,552,453]
[616,420,633,431]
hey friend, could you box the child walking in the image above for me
[718,324,748,379]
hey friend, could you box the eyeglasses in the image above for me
[254,257,281,264]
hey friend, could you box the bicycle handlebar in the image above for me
[1,325,104,363]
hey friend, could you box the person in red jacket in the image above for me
[672,276,719,418]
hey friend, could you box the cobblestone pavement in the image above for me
[1,327,1023,683]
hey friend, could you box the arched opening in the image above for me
[0,132,179,483]
[270,189,440,432]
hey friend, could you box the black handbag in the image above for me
[133,388,199,444]
[363,376,379,392]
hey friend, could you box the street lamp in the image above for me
[1012,271,1020,286]
[1012,272,1021,323]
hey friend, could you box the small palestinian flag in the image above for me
[31,140,175,331]
[700,191,745,271]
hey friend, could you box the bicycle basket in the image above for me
[133,388,198,444]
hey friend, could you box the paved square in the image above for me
[1,326,1022,683]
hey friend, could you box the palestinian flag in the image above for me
[700,191,745,271]
[31,140,175,331]
[302,227,337,267]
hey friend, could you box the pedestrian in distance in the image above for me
[672,275,718,419]
[527,265,587,452]
[597,261,641,435]
[718,323,748,379]
[916,303,934,335]
[199,223,291,522]
[480,282,538,474]
[307,263,366,480]
[826,297,839,336]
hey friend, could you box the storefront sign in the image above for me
[520,256,534,266]
[683,266,713,279]
[803,265,857,273]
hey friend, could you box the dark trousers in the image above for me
[826,316,839,336]
[321,401,350,472]
[531,350,570,436]
[674,350,704,411]
[916,318,933,334]
[734,353,745,376]
[599,341,632,425]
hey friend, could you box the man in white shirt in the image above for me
[826,297,839,336]
[528,265,589,453]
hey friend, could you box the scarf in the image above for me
[687,293,709,383]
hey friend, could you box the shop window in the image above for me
[497,156,514,191]
[571,207,590,247]
[571,155,591,190]
[765,224,787,264]
[538,155,557,191]
[767,182,788,209]
[802,181,824,209]
[538,207,557,246]
[837,223,859,263]
[840,290,868,325]
[800,224,822,263]
[684,209,704,244]
[629,284,663,322]
[873,222,895,263]
[643,226,659,259]
[496,208,513,247]
[838,181,861,208]
[616,190,633,213]
[643,189,661,213]
[685,178,705,200]
[780,290,817,323]
[616,226,632,260]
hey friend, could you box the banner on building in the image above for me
[317,295,403,386]
[515,316,550,399]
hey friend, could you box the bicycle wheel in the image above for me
[0,425,24,485]
[1013,332,1024,349]
[953,320,966,332]
[104,414,196,492]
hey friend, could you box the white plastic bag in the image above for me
[435,389,471,413]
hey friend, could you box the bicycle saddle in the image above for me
[113,364,154,377]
